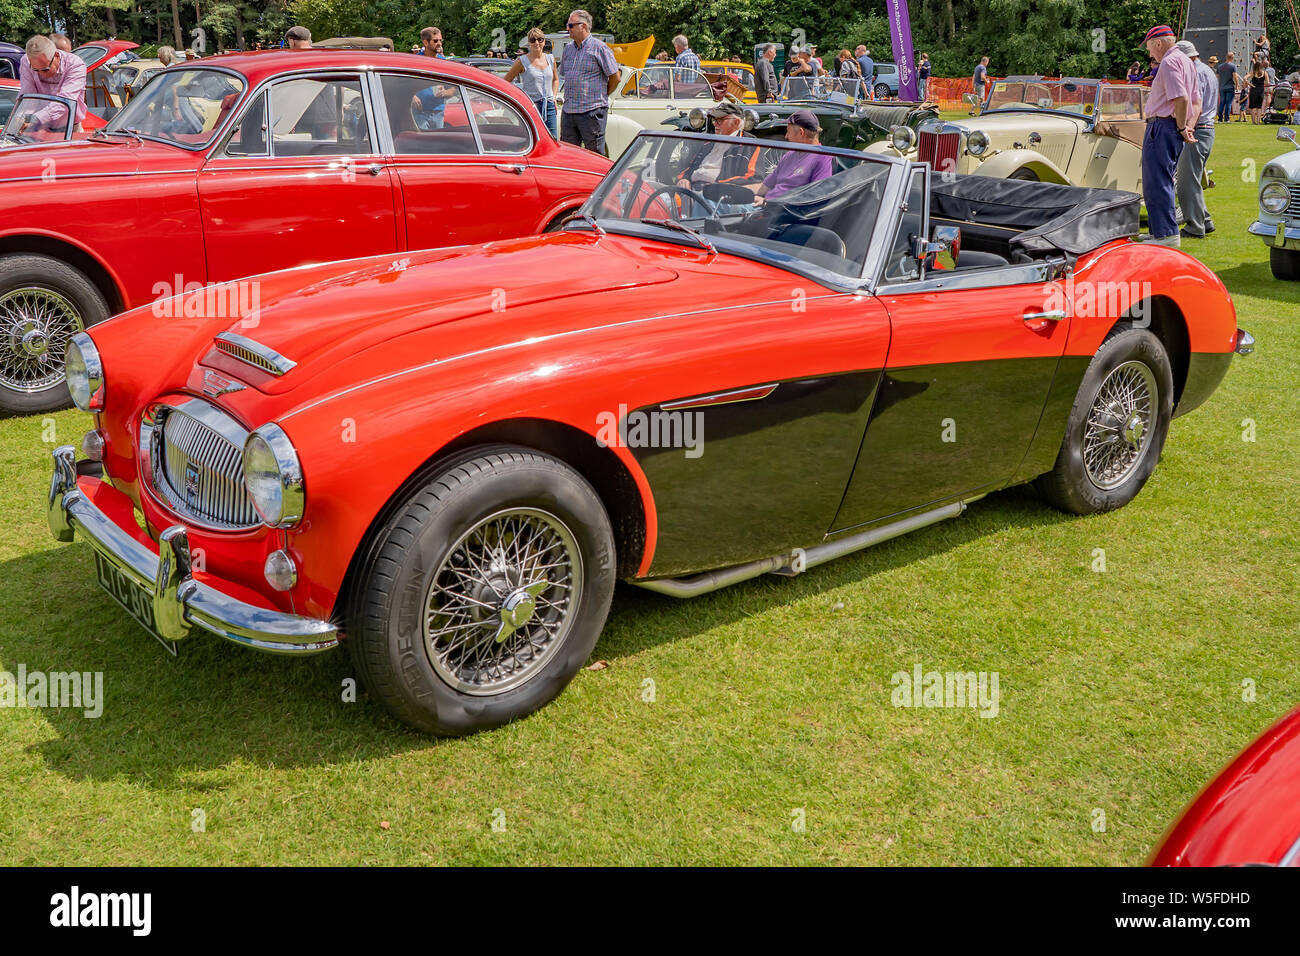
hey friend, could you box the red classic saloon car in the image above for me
[0,50,609,414]
[48,132,1250,735]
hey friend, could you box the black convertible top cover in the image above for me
[929,175,1140,256]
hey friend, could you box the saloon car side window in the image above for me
[270,77,372,157]
[224,91,268,156]
[462,88,531,153]
[380,73,478,155]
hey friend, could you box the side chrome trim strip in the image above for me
[661,383,778,410]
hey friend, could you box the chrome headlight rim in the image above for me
[687,107,706,130]
[1261,181,1291,214]
[966,129,990,156]
[65,331,104,413]
[243,423,304,529]
[889,124,916,151]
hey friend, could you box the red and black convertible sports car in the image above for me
[48,131,1251,735]
[0,50,609,414]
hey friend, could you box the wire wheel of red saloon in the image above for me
[1035,326,1174,515]
[348,448,616,735]
[0,255,109,415]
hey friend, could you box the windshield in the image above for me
[780,74,868,104]
[985,79,1099,115]
[106,68,244,147]
[72,45,107,68]
[0,87,17,126]
[0,94,73,143]
[578,133,891,280]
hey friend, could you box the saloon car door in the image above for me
[831,166,1073,532]
[375,73,543,249]
[197,75,400,284]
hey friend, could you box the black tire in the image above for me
[1270,246,1300,280]
[0,254,111,416]
[348,447,616,736]
[1033,326,1174,514]
[1008,167,1039,181]
[874,84,891,99]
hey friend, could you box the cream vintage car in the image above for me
[1248,127,1300,279]
[601,64,730,158]
[869,77,1149,194]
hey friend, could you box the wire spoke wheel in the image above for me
[0,286,83,392]
[424,507,583,696]
[1082,359,1157,491]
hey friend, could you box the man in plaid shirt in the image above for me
[559,9,621,154]
[673,35,701,80]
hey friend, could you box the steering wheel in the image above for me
[643,182,716,219]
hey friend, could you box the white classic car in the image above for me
[603,64,729,158]
[870,77,1149,195]
[1248,127,1300,279]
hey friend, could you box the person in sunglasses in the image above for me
[18,34,86,132]
[506,28,559,137]
[557,9,620,153]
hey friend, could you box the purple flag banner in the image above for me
[886,0,918,101]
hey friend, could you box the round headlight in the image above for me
[743,108,758,132]
[65,331,104,412]
[967,130,990,156]
[890,125,916,151]
[1261,181,1291,214]
[687,107,706,130]
[243,424,304,529]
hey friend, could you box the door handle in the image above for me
[365,163,383,176]
[1023,309,1068,322]
[495,163,525,175]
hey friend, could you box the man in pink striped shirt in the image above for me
[1140,25,1198,247]
[18,34,87,132]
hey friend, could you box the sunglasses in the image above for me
[33,57,58,74]
[566,22,581,29]
[529,38,544,43]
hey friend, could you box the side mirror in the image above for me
[915,224,961,271]
[1279,127,1298,149]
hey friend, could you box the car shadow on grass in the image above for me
[1212,262,1300,304]
[1,486,1074,786]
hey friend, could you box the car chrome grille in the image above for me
[1286,184,1300,217]
[919,130,961,172]
[146,401,259,530]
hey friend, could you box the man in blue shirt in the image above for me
[672,34,700,81]
[413,26,451,129]
[558,9,620,153]
[855,45,874,87]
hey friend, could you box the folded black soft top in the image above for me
[929,175,1141,257]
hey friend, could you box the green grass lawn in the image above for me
[2,119,1298,865]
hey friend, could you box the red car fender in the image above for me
[1059,240,1239,358]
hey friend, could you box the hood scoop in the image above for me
[214,332,297,376]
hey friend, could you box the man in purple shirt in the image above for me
[19,34,86,131]
[752,111,833,203]
[1140,25,1198,247]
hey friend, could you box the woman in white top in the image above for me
[505,28,559,137]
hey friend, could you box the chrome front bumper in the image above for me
[48,446,339,655]
[1248,219,1300,250]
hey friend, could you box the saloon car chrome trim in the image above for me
[660,384,779,410]
[48,445,338,654]
[634,500,967,598]
[214,331,297,375]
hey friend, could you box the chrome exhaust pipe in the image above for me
[634,500,968,599]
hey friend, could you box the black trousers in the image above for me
[560,107,607,155]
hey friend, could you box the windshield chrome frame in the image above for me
[1,92,78,145]
[576,129,907,292]
[982,78,1105,130]
[104,64,249,151]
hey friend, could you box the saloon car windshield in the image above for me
[780,75,869,104]
[578,132,891,280]
[104,68,244,147]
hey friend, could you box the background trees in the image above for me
[1,0,1294,77]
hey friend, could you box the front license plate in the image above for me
[94,550,177,655]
